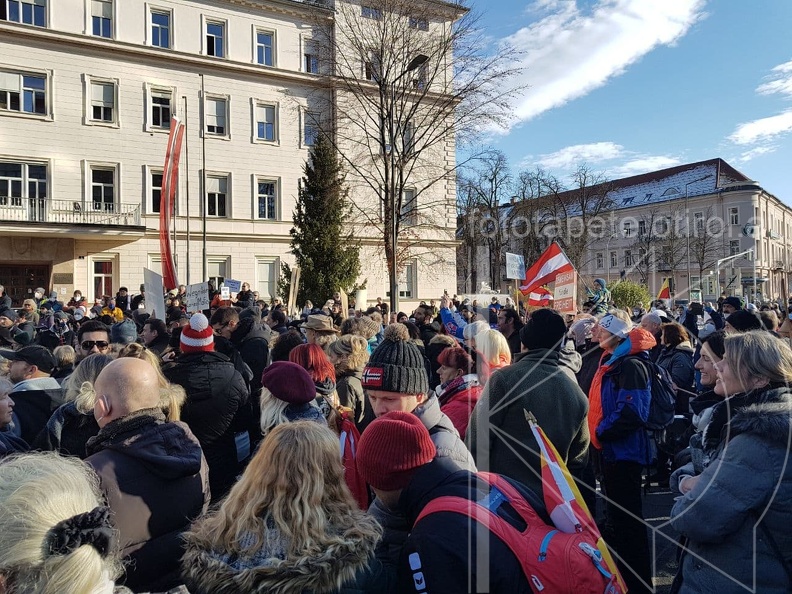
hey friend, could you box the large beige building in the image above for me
[0,0,458,308]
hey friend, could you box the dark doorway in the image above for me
[0,264,50,306]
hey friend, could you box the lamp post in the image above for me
[684,173,714,296]
[387,54,429,315]
[713,248,754,297]
[605,232,617,284]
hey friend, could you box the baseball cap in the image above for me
[0,345,56,373]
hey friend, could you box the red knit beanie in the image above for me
[356,411,436,491]
[180,313,214,353]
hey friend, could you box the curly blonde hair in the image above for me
[184,422,381,558]
[328,334,370,374]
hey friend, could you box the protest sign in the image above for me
[185,282,209,312]
[143,268,166,320]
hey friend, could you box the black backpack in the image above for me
[624,356,676,430]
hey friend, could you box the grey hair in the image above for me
[462,320,490,341]
[723,330,792,387]
[641,313,662,326]
[64,353,115,412]
[259,388,290,436]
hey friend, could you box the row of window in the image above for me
[616,207,742,237]
[0,68,323,146]
[593,240,746,269]
[2,0,322,74]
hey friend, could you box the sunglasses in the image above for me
[81,340,109,351]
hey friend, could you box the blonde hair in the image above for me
[66,354,115,413]
[184,422,380,559]
[116,343,185,421]
[52,345,76,369]
[0,377,13,397]
[476,329,512,367]
[723,331,792,387]
[0,452,122,594]
[462,320,489,342]
[259,387,290,436]
[429,334,457,348]
[328,334,370,374]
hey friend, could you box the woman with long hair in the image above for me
[669,331,792,594]
[290,343,339,414]
[474,329,511,384]
[327,334,370,427]
[656,322,695,413]
[182,422,383,594]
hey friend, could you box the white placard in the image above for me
[505,253,526,280]
[553,270,577,315]
[143,268,166,320]
[221,286,231,300]
[186,282,209,312]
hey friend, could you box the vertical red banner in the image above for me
[159,117,185,291]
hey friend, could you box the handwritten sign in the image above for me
[221,286,231,300]
[553,271,577,315]
[185,282,209,312]
[223,279,241,292]
[505,253,526,280]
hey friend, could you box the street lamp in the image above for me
[685,173,714,296]
[713,248,754,297]
[605,232,617,284]
[388,54,429,315]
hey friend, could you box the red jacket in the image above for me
[436,374,483,436]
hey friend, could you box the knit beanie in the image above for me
[520,308,567,350]
[180,313,214,353]
[356,411,436,491]
[722,296,742,310]
[261,361,316,405]
[110,318,138,345]
[0,308,18,322]
[726,310,763,332]
[362,324,429,395]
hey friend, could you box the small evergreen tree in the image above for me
[281,135,361,307]
[610,280,652,311]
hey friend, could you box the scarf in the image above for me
[701,388,774,454]
[436,374,479,407]
[86,408,165,456]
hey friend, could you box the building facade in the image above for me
[0,0,458,308]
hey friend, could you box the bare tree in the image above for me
[308,0,525,308]
[689,205,725,288]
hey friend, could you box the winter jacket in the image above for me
[163,351,250,501]
[101,306,125,323]
[670,388,792,594]
[229,317,272,397]
[435,374,482,437]
[182,513,386,594]
[392,457,542,593]
[0,426,29,458]
[415,394,476,471]
[656,343,696,413]
[9,377,64,444]
[234,290,255,309]
[467,349,589,497]
[33,400,99,459]
[337,369,366,425]
[418,320,439,346]
[86,409,210,592]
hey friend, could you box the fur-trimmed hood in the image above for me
[728,388,792,447]
[181,517,381,594]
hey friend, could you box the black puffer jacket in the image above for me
[33,400,99,459]
[86,410,209,592]
[230,317,272,396]
[163,351,250,501]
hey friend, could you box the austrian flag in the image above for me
[520,243,574,295]
[528,286,553,306]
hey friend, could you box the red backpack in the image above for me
[415,472,622,594]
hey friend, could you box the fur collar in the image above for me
[727,388,792,446]
[182,518,380,594]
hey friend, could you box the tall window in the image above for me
[638,220,646,235]
[205,21,224,58]
[150,9,170,48]
[401,189,417,226]
[364,50,381,82]
[91,168,115,212]
[403,121,415,154]
[256,30,274,66]
[730,240,740,256]
[304,52,319,74]
[207,259,227,290]
[257,179,276,220]
[91,0,112,38]
[694,212,704,231]
[0,71,46,115]
[93,260,113,298]
[399,261,415,298]
[255,104,275,141]
[303,112,319,146]
[206,176,227,217]
[623,222,632,237]
[0,162,46,208]
[361,5,382,19]
[151,89,171,129]
[624,250,633,266]
[730,207,739,225]
[256,258,277,301]
[150,170,163,213]
[90,81,114,122]
[595,253,604,269]
[610,251,617,268]
[5,0,46,27]
[205,97,226,135]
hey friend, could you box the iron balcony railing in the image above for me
[0,197,141,227]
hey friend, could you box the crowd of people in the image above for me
[0,280,791,594]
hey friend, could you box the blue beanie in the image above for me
[111,318,138,345]
[595,278,607,289]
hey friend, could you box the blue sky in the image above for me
[474,0,792,201]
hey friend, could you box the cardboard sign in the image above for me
[221,286,231,300]
[505,253,526,280]
[223,279,241,292]
[287,267,301,317]
[186,282,209,312]
[553,270,577,315]
[143,268,166,320]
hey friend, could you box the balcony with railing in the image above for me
[0,197,142,228]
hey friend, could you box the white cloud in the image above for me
[756,59,792,98]
[535,141,625,169]
[609,155,682,177]
[737,146,777,163]
[503,0,707,123]
[729,109,792,145]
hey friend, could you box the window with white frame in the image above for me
[91,0,112,37]
[364,50,381,82]
[623,221,632,237]
[256,30,274,66]
[90,166,115,212]
[150,88,172,129]
[403,120,415,154]
[150,169,163,214]
[205,175,228,217]
[624,249,633,266]
[610,251,617,268]
[595,253,604,269]
[207,258,228,291]
[150,8,170,48]
[92,259,114,299]
[730,207,739,225]
[89,80,115,123]
[303,111,320,146]
[398,261,415,298]
[730,240,740,256]
[0,161,46,208]
[205,20,225,58]
[256,257,278,300]
[694,211,704,232]
[408,16,429,30]
[256,179,277,220]
[0,70,46,115]
[401,188,417,226]
[303,39,319,74]
[361,5,382,19]
[411,61,428,90]
[638,219,646,235]
[255,103,276,142]
[3,0,46,26]
[205,96,227,136]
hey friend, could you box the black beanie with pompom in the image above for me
[362,323,429,395]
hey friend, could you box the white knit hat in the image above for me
[180,313,214,353]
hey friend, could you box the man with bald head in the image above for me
[86,358,209,592]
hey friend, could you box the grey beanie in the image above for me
[111,318,138,345]
[362,323,429,395]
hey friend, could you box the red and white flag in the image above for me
[527,286,553,306]
[519,243,574,295]
[159,116,185,292]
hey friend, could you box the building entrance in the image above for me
[0,264,50,306]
